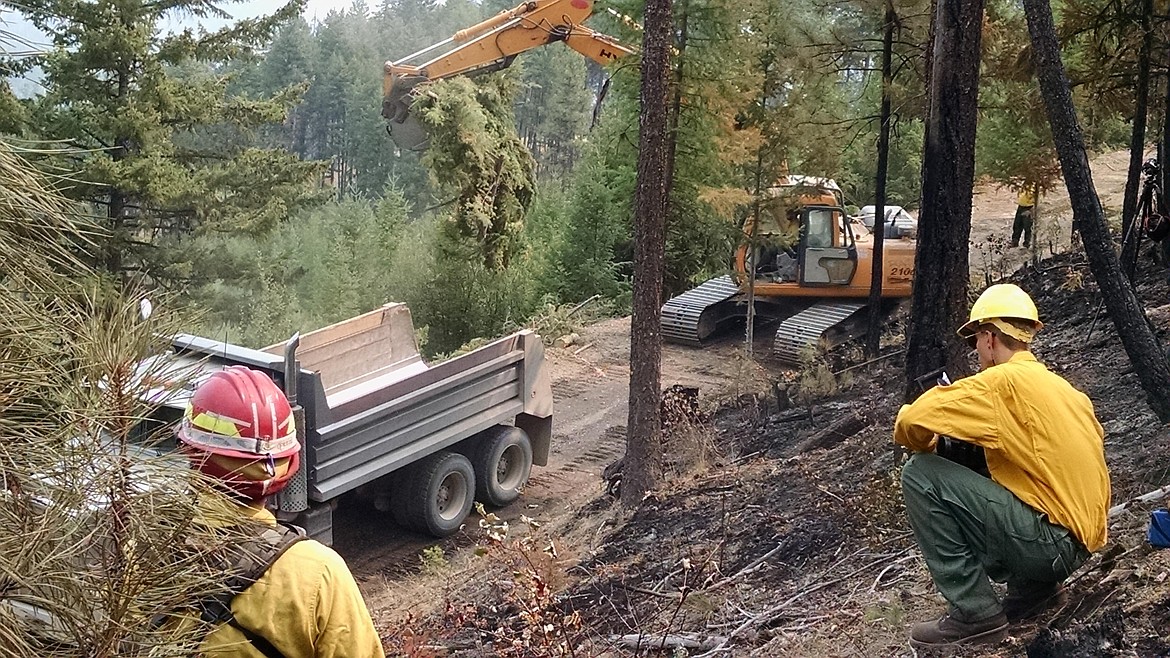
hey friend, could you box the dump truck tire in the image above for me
[395,451,475,537]
[473,426,533,507]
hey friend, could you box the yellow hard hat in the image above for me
[957,283,1043,342]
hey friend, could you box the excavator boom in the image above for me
[382,0,633,151]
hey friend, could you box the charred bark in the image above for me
[799,410,872,452]
[622,0,673,504]
[866,0,896,358]
[1120,0,1153,280]
[1161,10,1170,266]
[1022,0,1170,421]
[903,0,984,402]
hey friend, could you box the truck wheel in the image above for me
[473,426,533,507]
[396,451,476,537]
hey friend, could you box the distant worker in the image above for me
[1011,185,1037,247]
[178,366,385,658]
[893,284,1109,649]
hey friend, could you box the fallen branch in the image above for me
[704,541,788,592]
[573,342,594,355]
[1108,483,1170,519]
[609,633,728,651]
[568,294,600,317]
[798,410,872,452]
[870,552,917,592]
[615,582,683,600]
[731,450,762,464]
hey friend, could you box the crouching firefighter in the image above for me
[893,284,1110,649]
[177,366,385,658]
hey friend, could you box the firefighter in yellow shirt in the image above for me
[893,284,1109,649]
[178,366,386,658]
[1012,185,1037,247]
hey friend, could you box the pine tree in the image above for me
[2,0,326,284]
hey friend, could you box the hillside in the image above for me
[353,152,1170,656]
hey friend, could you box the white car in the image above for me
[857,205,917,238]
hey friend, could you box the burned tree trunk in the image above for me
[1120,0,1153,280]
[903,0,984,402]
[866,0,896,359]
[623,0,673,504]
[1022,0,1170,421]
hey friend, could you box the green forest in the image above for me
[0,0,1136,355]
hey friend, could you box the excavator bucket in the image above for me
[382,74,430,152]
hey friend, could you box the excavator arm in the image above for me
[382,0,634,151]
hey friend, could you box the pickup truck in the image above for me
[136,303,553,543]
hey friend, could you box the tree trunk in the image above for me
[1161,9,1170,266]
[622,0,673,505]
[866,0,895,358]
[1120,0,1153,280]
[903,0,984,402]
[1022,0,1170,422]
[663,0,687,211]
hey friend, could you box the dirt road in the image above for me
[336,317,749,601]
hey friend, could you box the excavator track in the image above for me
[660,276,741,345]
[772,300,866,365]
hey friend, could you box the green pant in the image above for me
[1012,205,1034,247]
[900,453,1090,621]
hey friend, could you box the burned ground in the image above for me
[544,250,1170,657]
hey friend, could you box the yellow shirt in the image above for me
[201,506,385,658]
[894,352,1109,551]
[1017,188,1036,207]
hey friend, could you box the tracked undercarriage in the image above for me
[661,279,884,364]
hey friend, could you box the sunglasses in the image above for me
[965,330,991,349]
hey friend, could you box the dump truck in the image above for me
[660,176,917,363]
[136,303,553,544]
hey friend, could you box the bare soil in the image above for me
[350,150,1170,657]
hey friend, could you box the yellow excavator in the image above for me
[660,176,917,363]
[382,0,634,151]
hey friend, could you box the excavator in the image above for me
[382,0,634,151]
[660,176,917,364]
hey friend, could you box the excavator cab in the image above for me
[798,204,858,286]
[742,180,856,288]
[381,0,634,151]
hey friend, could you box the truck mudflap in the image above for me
[772,300,866,365]
[660,275,742,345]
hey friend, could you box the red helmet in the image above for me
[177,366,301,499]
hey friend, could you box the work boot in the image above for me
[909,612,1009,648]
[1003,583,1066,622]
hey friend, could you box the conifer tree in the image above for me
[2,0,325,284]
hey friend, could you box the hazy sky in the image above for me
[3,0,368,50]
[2,0,366,94]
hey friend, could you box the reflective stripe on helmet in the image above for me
[187,408,249,438]
[179,416,299,458]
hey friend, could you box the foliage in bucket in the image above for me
[415,75,537,270]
